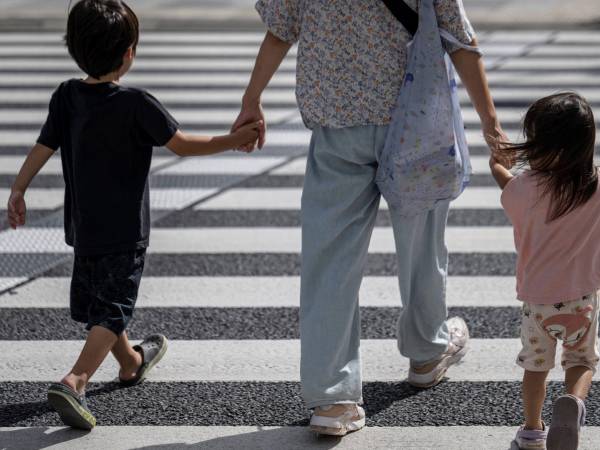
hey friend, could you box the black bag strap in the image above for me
[380,0,419,36]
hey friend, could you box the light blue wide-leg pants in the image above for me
[300,125,451,408]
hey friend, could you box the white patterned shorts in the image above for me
[517,292,600,372]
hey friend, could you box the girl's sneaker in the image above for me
[309,403,365,436]
[547,394,586,450]
[514,424,547,449]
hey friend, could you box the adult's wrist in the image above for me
[481,115,500,129]
[10,185,25,195]
[242,92,261,107]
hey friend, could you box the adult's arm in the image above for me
[231,31,292,151]
[451,39,510,163]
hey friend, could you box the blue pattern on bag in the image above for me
[376,0,481,217]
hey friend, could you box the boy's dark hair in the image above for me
[502,92,597,221]
[65,0,139,79]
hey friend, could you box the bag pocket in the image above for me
[379,144,462,202]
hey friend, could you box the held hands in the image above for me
[231,120,264,152]
[483,120,514,169]
[7,190,26,229]
[231,100,266,152]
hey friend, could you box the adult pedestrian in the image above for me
[232,0,508,435]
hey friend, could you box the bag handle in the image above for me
[440,28,482,55]
[382,0,481,55]
[380,0,418,36]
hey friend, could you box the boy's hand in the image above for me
[7,190,26,229]
[231,121,263,152]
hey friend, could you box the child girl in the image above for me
[490,92,599,450]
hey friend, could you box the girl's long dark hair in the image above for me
[500,92,597,221]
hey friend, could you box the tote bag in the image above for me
[376,0,481,217]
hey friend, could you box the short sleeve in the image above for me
[37,86,62,151]
[135,91,179,147]
[500,176,524,226]
[434,0,476,53]
[255,0,301,44]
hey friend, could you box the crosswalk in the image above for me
[1,30,600,450]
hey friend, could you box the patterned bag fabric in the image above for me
[376,0,481,217]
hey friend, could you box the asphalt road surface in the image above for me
[1,29,600,450]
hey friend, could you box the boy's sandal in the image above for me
[47,383,96,430]
[119,334,168,387]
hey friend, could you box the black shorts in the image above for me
[70,249,146,336]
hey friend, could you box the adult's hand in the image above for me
[483,120,513,169]
[230,31,292,153]
[231,100,266,152]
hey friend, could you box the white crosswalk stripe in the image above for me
[1,426,599,450]
[2,339,598,382]
[0,226,516,253]
[0,276,516,308]
[1,29,600,450]
[192,187,503,210]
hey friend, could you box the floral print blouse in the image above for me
[255,0,476,129]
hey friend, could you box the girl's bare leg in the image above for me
[565,365,594,400]
[523,370,550,430]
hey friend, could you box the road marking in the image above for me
[194,187,503,210]
[0,227,516,254]
[0,276,516,308]
[0,338,587,382]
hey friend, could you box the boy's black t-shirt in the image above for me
[37,79,179,256]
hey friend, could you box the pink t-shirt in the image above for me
[501,171,600,304]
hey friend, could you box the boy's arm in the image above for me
[489,156,513,190]
[166,121,262,157]
[8,143,55,229]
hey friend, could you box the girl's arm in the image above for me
[166,121,262,157]
[489,156,513,190]
[451,39,509,158]
[231,31,293,151]
[8,143,55,229]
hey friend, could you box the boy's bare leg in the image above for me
[111,331,143,381]
[565,365,594,400]
[523,370,549,430]
[61,326,119,394]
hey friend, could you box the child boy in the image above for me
[7,0,261,430]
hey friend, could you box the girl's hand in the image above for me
[489,154,501,169]
[7,190,26,229]
[231,101,266,152]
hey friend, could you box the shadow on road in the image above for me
[0,427,90,450]
[130,427,343,450]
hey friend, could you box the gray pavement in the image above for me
[1,21,600,450]
[0,0,598,30]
